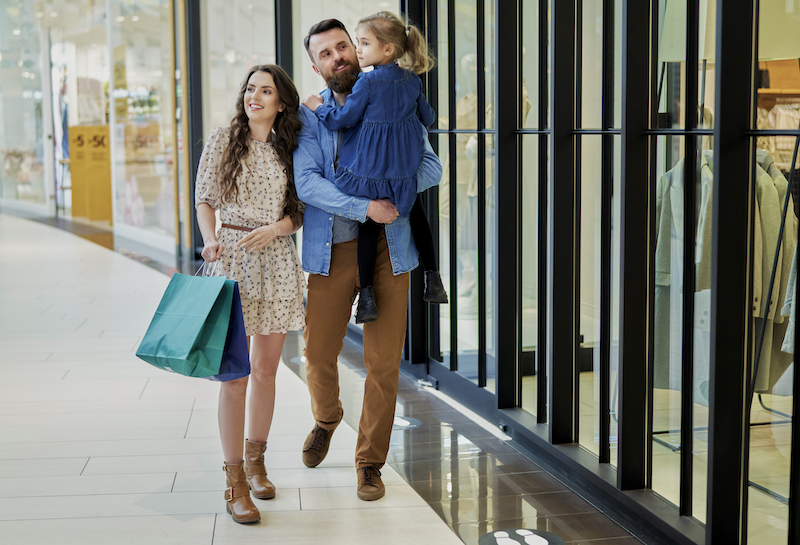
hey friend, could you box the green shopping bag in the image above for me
[136,273,235,377]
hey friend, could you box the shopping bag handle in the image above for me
[196,261,221,277]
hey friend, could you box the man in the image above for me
[293,19,442,501]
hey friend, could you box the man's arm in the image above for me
[416,129,443,194]
[293,106,371,221]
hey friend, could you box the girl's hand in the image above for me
[302,94,323,112]
[237,224,279,252]
[202,238,223,262]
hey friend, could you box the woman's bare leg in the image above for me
[218,373,249,463]
[246,332,287,442]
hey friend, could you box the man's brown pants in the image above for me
[303,236,409,468]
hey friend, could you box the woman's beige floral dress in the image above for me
[195,127,306,335]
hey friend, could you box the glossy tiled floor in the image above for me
[0,213,644,545]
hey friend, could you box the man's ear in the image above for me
[311,63,321,75]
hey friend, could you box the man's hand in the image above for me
[302,94,324,112]
[367,199,400,224]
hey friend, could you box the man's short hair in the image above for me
[304,19,353,62]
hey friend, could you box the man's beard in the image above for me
[324,59,360,93]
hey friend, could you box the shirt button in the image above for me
[326,243,330,246]
[329,217,333,220]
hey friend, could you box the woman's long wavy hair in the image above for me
[218,64,303,228]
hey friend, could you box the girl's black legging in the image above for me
[358,196,438,288]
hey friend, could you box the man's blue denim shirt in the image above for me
[293,88,442,277]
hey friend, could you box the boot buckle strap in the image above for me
[224,485,249,501]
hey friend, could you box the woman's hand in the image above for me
[202,238,223,262]
[237,224,280,252]
[302,94,323,112]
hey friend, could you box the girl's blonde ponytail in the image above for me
[399,24,435,75]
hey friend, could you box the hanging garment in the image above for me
[781,249,797,355]
[653,152,714,402]
[751,153,797,393]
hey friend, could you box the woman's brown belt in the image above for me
[221,223,255,232]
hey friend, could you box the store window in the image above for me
[575,0,622,466]
[747,3,800,542]
[109,0,176,247]
[201,0,276,137]
[520,1,546,422]
[0,2,48,207]
[48,1,110,224]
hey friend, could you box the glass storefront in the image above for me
[1,0,180,253]
[200,0,276,136]
[0,2,49,208]
[409,1,800,544]
[109,0,176,247]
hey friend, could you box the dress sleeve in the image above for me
[416,76,436,128]
[194,127,227,210]
[314,74,370,130]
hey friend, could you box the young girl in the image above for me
[195,65,305,524]
[302,11,447,323]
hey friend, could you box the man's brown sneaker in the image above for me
[356,466,385,501]
[302,412,342,468]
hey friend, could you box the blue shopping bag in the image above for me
[207,283,251,382]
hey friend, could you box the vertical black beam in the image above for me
[477,0,487,388]
[448,0,458,372]
[495,0,519,409]
[679,0,700,517]
[404,0,429,371]
[705,1,755,543]
[548,0,577,444]
[791,275,800,542]
[275,0,293,78]
[573,0,583,438]
[537,0,550,424]
[185,0,204,258]
[617,0,650,490]
[598,0,614,465]
[424,0,442,363]
[645,0,659,490]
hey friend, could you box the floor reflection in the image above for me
[282,333,644,545]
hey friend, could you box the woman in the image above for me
[195,64,304,524]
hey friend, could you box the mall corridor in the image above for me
[0,213,644,544]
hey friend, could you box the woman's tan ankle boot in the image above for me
[223,462,260,524]
[244,439,276,500]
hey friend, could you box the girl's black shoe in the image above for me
[424,271,449,304]
[356,286,379,323]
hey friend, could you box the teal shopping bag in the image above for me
[136,273,235,377]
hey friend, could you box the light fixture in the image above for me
[35,12,43,17]
[116,16,125,22]
[50,11,57,17]
[12,29,20,35]
[132,15,139,21]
